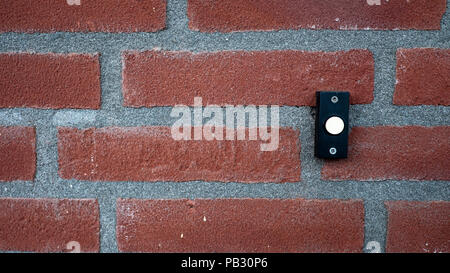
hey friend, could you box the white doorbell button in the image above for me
[325,116,345,135]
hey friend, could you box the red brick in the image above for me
[58,127,300,183]
[0,0,166,33]
[394,48,450,106]
[122,50,374,107]
[116,198,364,253]
[0,127,35,182]
[385,201,450,253]
[0,198,99,253]
[322,126,450,181]
[187,0,446,32]
[0,53,101,109]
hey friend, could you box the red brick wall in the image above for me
[188,0,446,32]
[0,1,448,253]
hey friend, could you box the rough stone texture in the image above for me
[0,198,100,252]
[385,201,450,253]
[394,48,450,106]
[187,0,447,32]
[58,127,301,183]
[322,126,450,181]
[116,198,364,253]
[0,0,166,33]
[0,0,449,254]
[0,53,101,109]
[0,127,35,182]
[122,49,374,107]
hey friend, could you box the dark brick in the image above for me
[117,198,365,252]
[0,198,100,252]
[0,127,36,182]
[394,48,450,106]
[0,53,101,109]
[188,0,446,32]
[122,50,374,107]
[386,201,450,253]
[0,0,166,33]
[58,127,301,183]
[322,126,450,181]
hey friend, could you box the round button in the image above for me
[325,116,345,135]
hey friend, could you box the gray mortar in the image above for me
[0,0,449,253]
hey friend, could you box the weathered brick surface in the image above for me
[0,198,100,252]
[385,201,450,253]
[394,48,450,106]
[58,127,301,183]
[322,126,450,181]
[188,0,446,32]
[0,127,36,182]
[0,53,101,109]
[122,50,374,107]
[117,198,365,253]
[0,0,166,33]
[0,1,448,255]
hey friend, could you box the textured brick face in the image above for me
[0,198,100,253]
[58,127,301,183]
[0,53,101,109]
[322,126,450,181]
[0,127,36,182]
[116,198,365,253]
[122,50,374,107]
[0,1,448,255]
[385,201,450,253]
[394,48,450,106]
[0,0,166,33]
[187,0,446,32]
